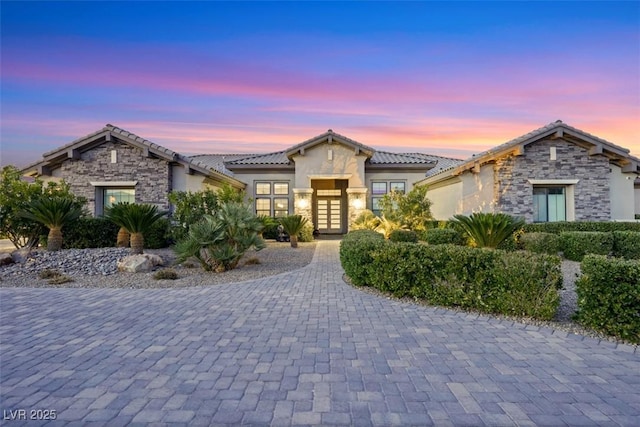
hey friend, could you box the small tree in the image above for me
[117,203,167,254]
[452,212,525,249]
[104,202,131,247]
[21,197,84,251]
[279,215,309,248]
[174,201,265,272]
[379,185,433,232]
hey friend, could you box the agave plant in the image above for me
[114,203,167,254]
[452,212,525,248]
[174,201,265,272]
[279,215,309,248]
[21,197,83,251]
[104,202,131,247]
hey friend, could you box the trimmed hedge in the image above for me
[523,221,640,234]
[575,255,640,344]
[520,232,561,255]
[421,228,466,245]
[340,232,561,319]
[613,231,640,259]
[389,229,418,243]
[144,217,172,249]
[560,232,614,261]
[62,218,119,248]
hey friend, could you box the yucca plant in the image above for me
[115,203,167,254]
[279,215,309,248]
[174,201,265,272]
[21,197,83,251]
[104,202,131,247]
[452,212,525,248]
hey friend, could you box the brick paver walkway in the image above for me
[1,240,638,426]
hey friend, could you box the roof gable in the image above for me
[284,129,375,160]
[21,124,244,187]
[423,120,640,182]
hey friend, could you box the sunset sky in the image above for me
[1,1,639,168]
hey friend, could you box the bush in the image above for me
[520,232,561,255]
[340,232,561,320]
[144,218,171,249]
[523,221,640,234]
[339,230,385,286]
[575,255,640,343]
[389,229,418,243]
[560,231,614,261]
[452,212,525,248]
[153,268,179,280]
[421,228,465,245]
[613,231,640,259]
[62,217,119,248]
[298,222,315,242]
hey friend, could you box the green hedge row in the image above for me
[519,231,639,260]
[522,221,640,233]
[340,231,562,320]
[60,217,171,249]
[420,228,467,246]
[575,255,640,344]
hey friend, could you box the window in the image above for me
[256,198,271,217]
[274,198,289,217]
[256,182,271,195]
[371,180,406,215]
[533,187,566,222]
[390,182,406,193]
[104,188,135,209]
[273,182,289,195]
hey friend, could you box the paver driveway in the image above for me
[1,240,639,426]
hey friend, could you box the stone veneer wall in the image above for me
[59,141,171,214]
[494,138,611,222]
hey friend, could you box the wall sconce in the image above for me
[296,195,310,209]
[350,194,364,210]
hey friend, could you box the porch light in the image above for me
[350,194,364,210]
[296,195,310,209]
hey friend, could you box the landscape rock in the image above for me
[0,253,14,266]
[117,254,164,273]
[11,248,31,264]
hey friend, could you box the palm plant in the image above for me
[174,201,265,272]
[452,212,525,248]
[375,215,406,239]
[104,202,131,247]
[279,215,309,248]
[21,197,83,251]
[351,210,381,231]
[115,203,167,254]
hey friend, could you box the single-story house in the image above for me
[419,120,640,222]
[21,120,640,234]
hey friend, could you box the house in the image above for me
[21,121,640,233]
[419,120,640,222]
[21,125,456,234]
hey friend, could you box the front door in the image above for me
[317,195,342,233]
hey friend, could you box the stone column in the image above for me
[346,187,368,231]
[293,188,314,227]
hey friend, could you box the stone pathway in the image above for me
[1,240,638,426]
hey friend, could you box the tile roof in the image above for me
[224,151,290,166]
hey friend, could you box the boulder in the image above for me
[0,253,14,266]
[117,254,164,273]
[11,248,31,264]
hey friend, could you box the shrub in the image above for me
[63,218,119,248]
[421,228,465,245]
[339,230,385,286]
[378,185,433,232]
[153,268,179,280]
[279,215,309,248]
[452,212,525,248]
[560,231,614,261]
[168,188,220,241]
[351,210,380,231]
[389,230,418,243]
[298,222,315,243]
[575,255,640,343]
[520,232,561,255]
[523,221,640,234]
[340,233,561,320]
[38,268,62,279]
[613,231,640,259]
[144,218,171,249]
[174,201,265,272]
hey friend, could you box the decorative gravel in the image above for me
[0,241,316,289]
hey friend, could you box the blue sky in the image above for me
[1,1,638,167]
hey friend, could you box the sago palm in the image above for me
[21,197,83,251]
[104,202,131,247]
[117,203,167,254]
[279,215,309,248]
[452,212,524,248]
